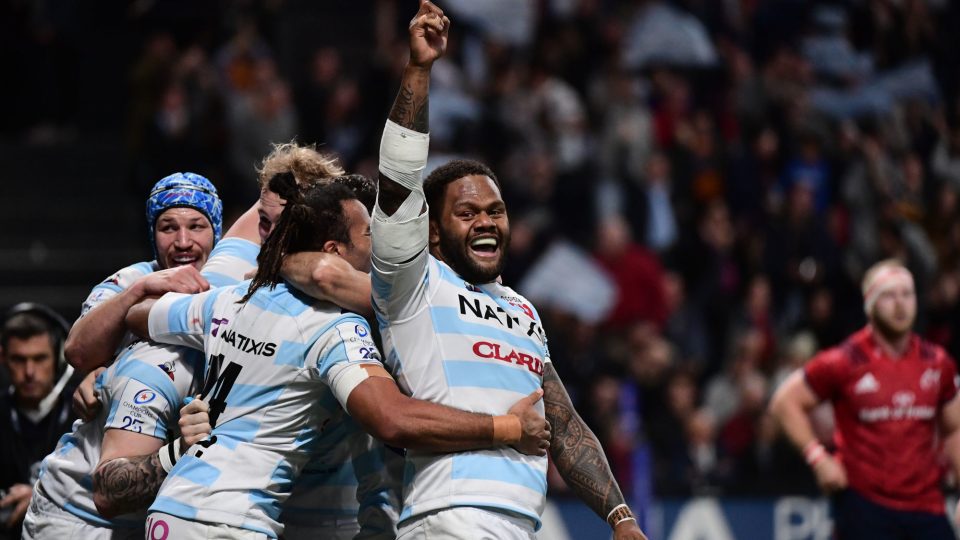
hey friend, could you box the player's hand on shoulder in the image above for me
[139,265,210,297]
[407,0,449,68]
[508,389,551,456]
[178,395,212,449]
[73,367,106,421]
[614,520,648,540]
[812,454,848,493]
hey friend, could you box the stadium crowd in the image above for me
[5,0,960,507]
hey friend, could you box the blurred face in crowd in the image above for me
[431,175,510,284]
[870,275,917,340]
[3,334,57,408]
[154,208,215,270]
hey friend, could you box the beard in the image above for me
[437,228,509,284]
[871,310,913,342]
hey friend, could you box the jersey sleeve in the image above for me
[201,238,260,288]
[79,261,156,318]
[148,287,227,350]
[102,354,182,440]
[939,352,958,405]
[308,317,385,410]
[803,348,847,401]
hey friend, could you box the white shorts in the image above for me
[22,486,141,540]
[145,512,270,540]
[397,507,537,540]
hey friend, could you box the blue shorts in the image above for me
[833,489,954,540]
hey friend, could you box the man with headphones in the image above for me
[0,303,79,539]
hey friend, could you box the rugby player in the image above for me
[22,173,256,539]
[125,176,550,539]
[771,259,960,540]
[370,2,646,538]
[64,173,219,372]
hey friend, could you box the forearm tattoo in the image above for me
[543,363,626,519]
[388,83,429,134]
[379,73,431,216]
[93,453,167,515]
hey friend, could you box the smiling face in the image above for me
[153,208,215,270]
[429,175,510,284]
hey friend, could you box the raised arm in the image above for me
[377,0,448,216]
[65,266,208,371]
[542,363,647,539]
[346,373,549,454]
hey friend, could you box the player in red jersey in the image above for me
[770,259,960,539]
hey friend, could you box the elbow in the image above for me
[64,335,95,371]
[93,493,118,519]
[310,264,337,296]
[92,479,119,519]
[371,417,406,448]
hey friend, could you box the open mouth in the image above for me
[469,236,500,259]
[172,254,199,267]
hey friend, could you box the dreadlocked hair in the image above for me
[241,172,358,303]
[331,174,376,213]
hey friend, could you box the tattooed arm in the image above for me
[377,0,449,216]
[93,398,211,518]
[543,363,648,539]
[92,430,167,518]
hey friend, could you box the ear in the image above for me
[322,240,341,255]
[429,220,440,248]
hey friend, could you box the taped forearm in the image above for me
[372,198,429,264]
[378,119,429,195]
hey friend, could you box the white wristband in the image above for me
[157,438,182,473]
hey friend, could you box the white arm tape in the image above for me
[378,119,429,193]
[333,364,372,411]
[372,203,429,263]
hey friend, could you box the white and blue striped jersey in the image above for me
[37,341,205,529]
[145,280,387,538]
[35,238,259,528]
[80,261,159,318]
[371,213,551,529]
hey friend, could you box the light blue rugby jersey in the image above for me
[36,238,259,528]
[371,207,551,529]
[145,280,388,538]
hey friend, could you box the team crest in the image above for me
[158,360,176,381]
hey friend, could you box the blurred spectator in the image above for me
[594,215,668,330]
[0,305,77,539]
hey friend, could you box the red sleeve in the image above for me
[803,348,847,401]
[939,352,958,406]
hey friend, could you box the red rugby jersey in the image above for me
[804,326,958,514]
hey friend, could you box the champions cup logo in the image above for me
[134,390,157,404]
[355,324,368,337]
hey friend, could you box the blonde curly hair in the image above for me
[257,141,344,188]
